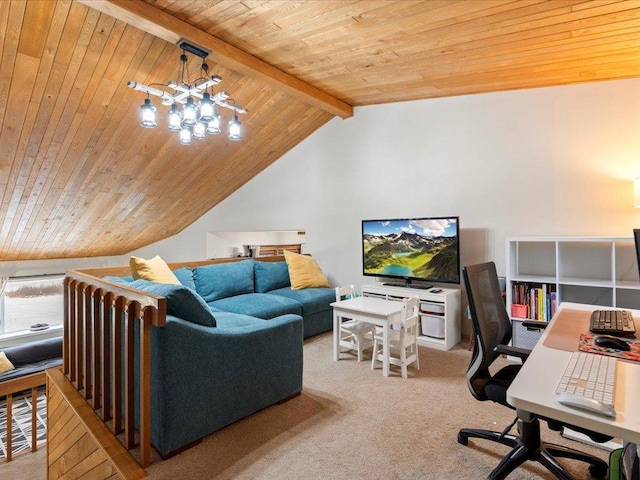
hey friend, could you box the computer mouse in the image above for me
[594,335,631,351]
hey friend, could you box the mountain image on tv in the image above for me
[362,218,459,282]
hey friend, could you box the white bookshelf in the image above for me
[361,283,461,350]
[506,236,640,322]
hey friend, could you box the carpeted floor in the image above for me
[0,332,611,479]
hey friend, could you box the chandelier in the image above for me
[127,39,248,145]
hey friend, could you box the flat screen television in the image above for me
[362,216,460,288]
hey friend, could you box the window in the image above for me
[0,275,64,335]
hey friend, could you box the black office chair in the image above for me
[458,262,610,480]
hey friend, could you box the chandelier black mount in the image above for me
[128,39,247,144]
[176,38,210,58]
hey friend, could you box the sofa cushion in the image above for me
[210,311,277,329]
[0,352,14,374]
[3,337,63,366]
[267,287,335,316]
[283,251,331,290]
[193,260,255,302]
[103,275,134,285]
[130,255,181,285]
[254,261,290,293]
[209,293,302,319]
[130,280,216,327]
[173,267,196,290]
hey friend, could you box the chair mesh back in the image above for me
[463,262,512,399]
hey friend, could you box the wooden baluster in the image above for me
[31,386,38,452]
[91,288,102,409]
[83,284,93,399]
[68,280,77,383]
[63,277,71,375]
[139,306,154,467]
[6,394,12,462]
[112,296,125,434]
[101,291,113,422]
[124,301,140,450]
[75,282,86,391]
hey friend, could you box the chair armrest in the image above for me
[521,320,548,330]
[494,343,531,360]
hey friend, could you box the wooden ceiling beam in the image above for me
[75,0,353,119]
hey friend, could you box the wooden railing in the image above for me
[0,372,46,462]
[63,272,167,469]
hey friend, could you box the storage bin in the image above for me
[511,318,544,350]
[511,303,528,318]
[421,314,445,338]
[420,302,444,314]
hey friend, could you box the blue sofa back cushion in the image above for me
[254,261,290,293]
[173,267,196,290]
[129,280,216,327]
[104,275,134,285]
[193,260,255,302]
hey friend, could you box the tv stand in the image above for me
[383,282,432,290]
[362,283,461,350]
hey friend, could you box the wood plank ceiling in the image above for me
[2,0,640,261]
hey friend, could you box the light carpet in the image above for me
[1,332,610,479]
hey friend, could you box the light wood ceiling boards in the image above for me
[143,0,640,105]
[0,0,332,260]
[3,0,640,261]
[76,0,353,118]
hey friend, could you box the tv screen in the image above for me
[362,216,460,286]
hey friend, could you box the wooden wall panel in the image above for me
[47,368,145,480]
[2,0,640,261]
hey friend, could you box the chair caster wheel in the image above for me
[457,433,468,445]
[588,463,607,479]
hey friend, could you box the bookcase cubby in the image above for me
[506,236,640,323]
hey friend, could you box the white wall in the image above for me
[3,78,640,292]
[143,78,640,286]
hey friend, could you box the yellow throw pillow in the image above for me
[284,251,331,290]
[0,351,15,375]
[130,255,181,285]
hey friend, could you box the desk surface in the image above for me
[507,302,640,444]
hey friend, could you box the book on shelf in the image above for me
[511,282,557,321]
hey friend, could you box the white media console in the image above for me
[361,283,461,350]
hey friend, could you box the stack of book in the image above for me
[511,283,557,320]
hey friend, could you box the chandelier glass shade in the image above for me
[128,40,248,144]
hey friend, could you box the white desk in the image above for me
[331,296,403,377]
[507,302,640,444]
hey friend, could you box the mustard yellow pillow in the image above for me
[284,251,331,290]
[130,255,180,285]
[0,351,15,375]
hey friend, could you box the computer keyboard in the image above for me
[589,309,636,337]
[555,351,617,417]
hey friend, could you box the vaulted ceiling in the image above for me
[2,0,640,261]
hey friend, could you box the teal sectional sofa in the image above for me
[103,257,334,457]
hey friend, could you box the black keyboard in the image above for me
[589,309,636,337]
